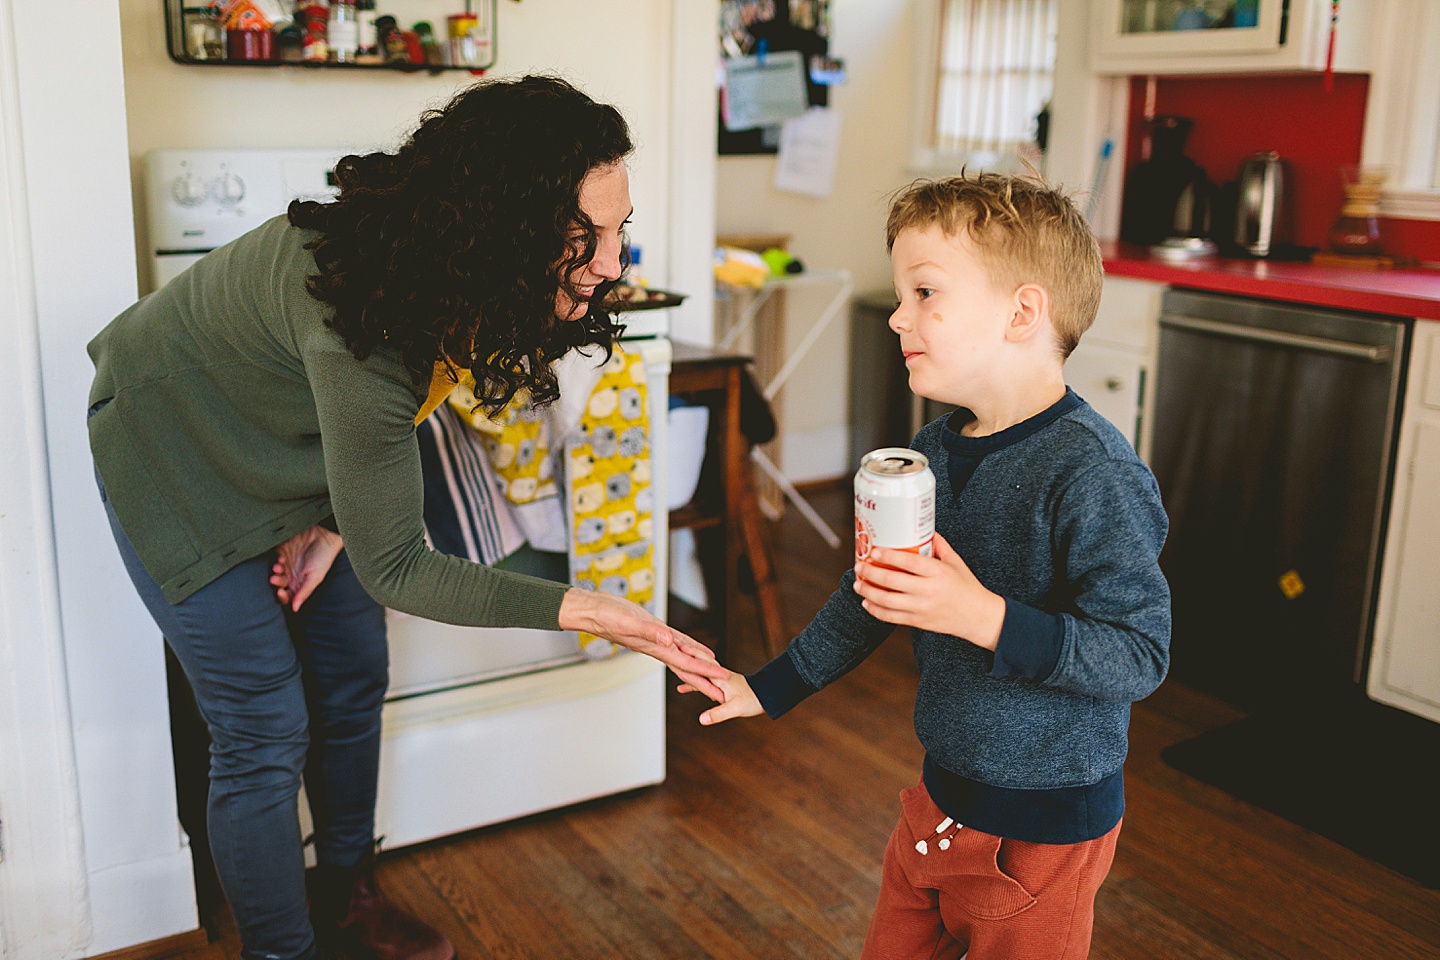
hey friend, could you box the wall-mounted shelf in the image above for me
[163,0,497,74]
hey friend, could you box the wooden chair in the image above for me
[668,341,786,662]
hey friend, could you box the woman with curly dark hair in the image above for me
[86,75,724,960]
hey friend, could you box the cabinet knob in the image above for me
[1104,376,1124,391]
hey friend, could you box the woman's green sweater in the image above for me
[87,215,568,628]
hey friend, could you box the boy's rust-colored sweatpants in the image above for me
[861,780,1121,960]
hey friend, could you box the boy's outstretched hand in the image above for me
[678,671,763,725]
[853,532,1006,651]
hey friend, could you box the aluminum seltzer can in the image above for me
[854,448,935,567]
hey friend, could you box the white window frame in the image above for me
[908,0,1058,177]
[1364,0,1440,220]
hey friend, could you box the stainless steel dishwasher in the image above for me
[1151,289,1410,711]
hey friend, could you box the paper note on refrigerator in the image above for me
[774,107,842,198]
[723,50,809,131]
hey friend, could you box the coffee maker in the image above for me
[1120,115,1217,246]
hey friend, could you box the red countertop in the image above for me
[1101,243,1440,322]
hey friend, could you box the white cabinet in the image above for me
[1368,322,1440,723]
[1068,276,1164,461]
[1090,0,1374,75]
[1067,342,1146,450]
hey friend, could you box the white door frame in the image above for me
[666,0,719,346]
[0,0,93,954]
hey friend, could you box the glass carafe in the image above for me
[1327,169,1387,256]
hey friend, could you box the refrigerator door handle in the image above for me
[1160,313,1394,363]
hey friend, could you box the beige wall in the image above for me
[715,0,915,484]
[117,0,700,321]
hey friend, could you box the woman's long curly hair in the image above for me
[288,75,632,410]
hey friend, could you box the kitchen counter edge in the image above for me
[1101,242,1440,322]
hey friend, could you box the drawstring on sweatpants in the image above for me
[915,815,964,855]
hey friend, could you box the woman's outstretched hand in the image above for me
[558,588,728,702]
[271,525,345,612]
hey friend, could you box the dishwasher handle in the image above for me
[1160,313,1394,363]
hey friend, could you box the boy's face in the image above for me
[889,225,1015,407]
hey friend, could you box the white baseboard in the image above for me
[83,851,198,957]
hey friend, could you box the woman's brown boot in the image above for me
[308,850,455,960]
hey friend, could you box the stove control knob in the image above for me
[214,173,245,206]
[171,173,208,207]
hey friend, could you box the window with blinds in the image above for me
[930,0,1058,162]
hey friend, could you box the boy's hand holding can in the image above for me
[854,533,1006,652]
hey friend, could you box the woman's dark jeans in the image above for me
[97,466,387,960]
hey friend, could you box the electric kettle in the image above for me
[1234,151,1290,258]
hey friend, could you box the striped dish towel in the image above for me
[415,403,526,565]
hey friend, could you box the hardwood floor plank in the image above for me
[415,831,596,959]
[379,854,500,960]
[1095,874,1295,960]
[668,745,873,915]
[548,815,747,960]
[669,710,906,875]
[674,814,859,959]
[581,800,776,960]
[1116,786,1439,960]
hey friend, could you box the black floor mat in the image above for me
[1161,695,1440,889]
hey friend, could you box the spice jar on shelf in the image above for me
[181,7,224,60]
[327,0,359,62]
[356,0,379,58]
[301,3,330,61]
[375,15,410,64]
[447,13,478,66]
[226,26,275,60]
[413,21,445,67]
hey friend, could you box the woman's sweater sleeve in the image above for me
[304,332,569,628]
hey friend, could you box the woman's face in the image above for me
[556,162,632,321]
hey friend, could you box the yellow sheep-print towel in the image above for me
[446,373,555,509]
[447,347,653,659]
[566,348,654,658]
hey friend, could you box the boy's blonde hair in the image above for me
[886,172,1103,359]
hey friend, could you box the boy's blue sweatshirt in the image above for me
[750,390,1171,844]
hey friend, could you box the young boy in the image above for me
[690,173,1171,960]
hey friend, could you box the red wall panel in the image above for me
[1121,73,1440,263]
[1377,218,1440,264]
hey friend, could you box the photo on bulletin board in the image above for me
[718,0,833,156]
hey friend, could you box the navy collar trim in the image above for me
[940,388,1083,456]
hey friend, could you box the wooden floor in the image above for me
[178,484,1440,960]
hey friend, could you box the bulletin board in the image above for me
[719,0,833,156]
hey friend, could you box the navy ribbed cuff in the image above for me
[747,650,818,719]
[991,598,1065,681]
